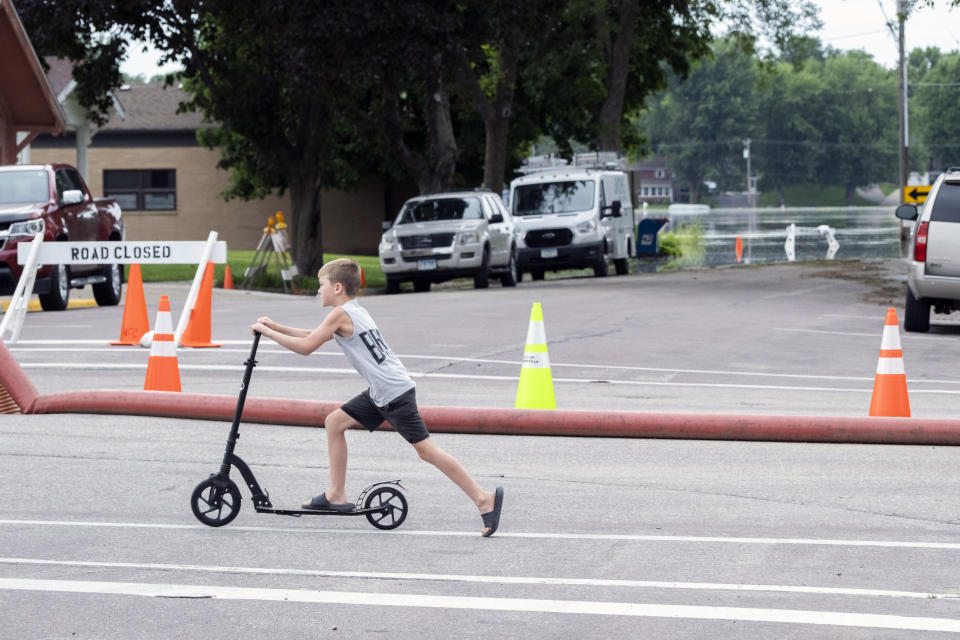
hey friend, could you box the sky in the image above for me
[118,1,960,78]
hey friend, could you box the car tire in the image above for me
[593,257,609,278]
[385,278,401,294]
[474,247,490,289]
[613,257,630,275]
[904,288,930,332]
[499,250,518,287]
[413,279,431,293]
[38,264,70,311]
[93,263,123,306]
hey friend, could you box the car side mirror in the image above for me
[489,213,504,224]
[62,189,84,205]
[895,204,918,221]
[602,200,622,218]
[381,220,393,230]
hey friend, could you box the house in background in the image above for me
[27,58,125,180]
[0,0,65,164]
[29,82,409,255]
[629,158,674,204]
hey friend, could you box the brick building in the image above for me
[29,82,407,255]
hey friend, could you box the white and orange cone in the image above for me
[144,295,181,392]
[868,308,910,417]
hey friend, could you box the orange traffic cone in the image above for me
[869,308,910,417]
[144,295,181,392]
[111,264,150,345]
[223,265,234,290]
[180,262,221,348]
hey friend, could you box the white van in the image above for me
[509,154,635,279]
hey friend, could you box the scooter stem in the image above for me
[220,331,261,476]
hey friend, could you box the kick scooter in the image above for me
[190,331,409,530]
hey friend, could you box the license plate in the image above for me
[541,248,558,259]
[418,258,437,271]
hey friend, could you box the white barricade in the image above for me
[784,224,839,262]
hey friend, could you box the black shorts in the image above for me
[341,388,430,444]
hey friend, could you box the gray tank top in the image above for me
[334,299,415,406]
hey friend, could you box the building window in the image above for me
[655,168,665,179]
[103,169,176,211]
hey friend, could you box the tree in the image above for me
[643,39,760,202]
[813,51,898,203]
[756,60,823,203]
[912,52,960,170]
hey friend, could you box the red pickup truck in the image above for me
[0,163,124,310]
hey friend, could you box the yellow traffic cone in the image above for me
[515,302,556,409]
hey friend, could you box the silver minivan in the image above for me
[895,168,960,331]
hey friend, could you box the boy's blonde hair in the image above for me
[318,258,362,296]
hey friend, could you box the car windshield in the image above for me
[512,180,596,216]
[397,197,482,224]
[0,171,49,205]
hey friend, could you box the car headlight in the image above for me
[7,219,45,238]
[575,220,597,233]
[458,231,480,245]
[379,236,397,252]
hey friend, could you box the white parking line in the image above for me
[2,578,959,632]
[1,557,956,600]
[12,342,960,386]
[16,361,960,394]
[2,519,960,549]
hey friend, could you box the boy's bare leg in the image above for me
[413,437,496,515]
[319,409,358,504]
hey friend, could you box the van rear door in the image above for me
[925,179,960,277]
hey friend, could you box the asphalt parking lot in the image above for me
[3,258,960,638]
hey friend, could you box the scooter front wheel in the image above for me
[363,486,408,530]
[191,476,242,527]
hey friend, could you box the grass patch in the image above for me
[127,252,384,292]
[658,221,705,270]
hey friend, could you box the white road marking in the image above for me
[2,519,960,549]
[1,578,959,632]
[16,361,960,394]
[1,557,956,600]
[12,342,960,386]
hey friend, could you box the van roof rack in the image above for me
[516,154,570,175]
[571,151,625,170]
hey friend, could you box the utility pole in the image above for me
[742,138,752,207]
[897,0,909,203]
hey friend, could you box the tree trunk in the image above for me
[596,0,640,152]
[776,184,785,207]
[460,41,519,193]
[287,166,324,278]
[689,180,700,204]
[381,60,458,195]
[423,64,458,194]
[845,183,855,206]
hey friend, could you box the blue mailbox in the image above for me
[636,218,669,255]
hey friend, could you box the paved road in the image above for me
[3,259,960,638]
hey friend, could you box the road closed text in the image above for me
[19,241,228,265]
[72,245,172,261]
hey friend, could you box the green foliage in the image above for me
[658,221,705,270]
[913,52,960,169]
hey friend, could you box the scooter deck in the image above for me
[254,505,387,517]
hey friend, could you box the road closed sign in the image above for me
[18,241,228,265]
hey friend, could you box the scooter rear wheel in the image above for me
[191,477,242,527]
[364,486,408,530]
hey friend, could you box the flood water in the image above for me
[643,206,902,269]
